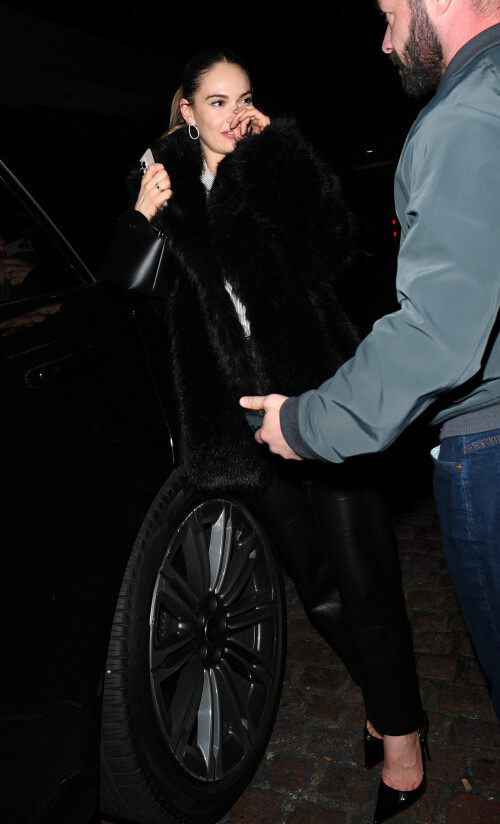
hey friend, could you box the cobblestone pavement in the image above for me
[219,478,500,824]
[103,460,500,824]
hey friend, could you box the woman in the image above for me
[114,47,428,823]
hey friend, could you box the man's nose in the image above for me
[382,24,393,54]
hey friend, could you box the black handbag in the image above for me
[97,210,169,298]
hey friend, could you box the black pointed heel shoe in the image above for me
[373,713,430,824]
[364,722,385,769]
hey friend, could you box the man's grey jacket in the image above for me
[282,24,500,461]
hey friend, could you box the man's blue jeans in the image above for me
[432,429,500,721]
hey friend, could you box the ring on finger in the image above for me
[155,182,163,191]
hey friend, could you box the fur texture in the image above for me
[127,117,361,490]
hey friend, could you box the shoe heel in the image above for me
[420,712,431,761]
[364,723,384,770]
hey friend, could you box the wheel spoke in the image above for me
[224,638,274,686]
[226,600,278,632]
[196,669,223,780]
[151,627,196,681]
[220,531,259,606]
[167,659,205,756]
[208,503,233,594]
[181,511,211,599]
[157,561,199,620]
[215,661,254,750]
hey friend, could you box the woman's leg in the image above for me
[243,467,361,684]
[248,464,425,795]
[307,470,423,737]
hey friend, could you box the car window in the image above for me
[0,171,86,304]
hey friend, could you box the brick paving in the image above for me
[219,472,500,824]
[103,456,500,824]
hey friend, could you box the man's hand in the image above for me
[239,394,303,461]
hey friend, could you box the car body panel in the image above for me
[0,162,175,823]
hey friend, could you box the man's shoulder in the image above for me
[403,48,500,153]
[437,43,500,111]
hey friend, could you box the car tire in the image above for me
[100,467,287,824]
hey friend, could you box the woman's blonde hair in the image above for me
[163,47,252,137]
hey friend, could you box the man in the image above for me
[241,0,500,725]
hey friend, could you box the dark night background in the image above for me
[0,2,438,501]
[0,1,428,320]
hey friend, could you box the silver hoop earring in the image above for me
[188,124,199,140]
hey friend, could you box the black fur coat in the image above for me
[127,117,360,490]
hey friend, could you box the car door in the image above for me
[0,162,174,824]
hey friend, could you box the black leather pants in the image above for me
[244,463,423,736]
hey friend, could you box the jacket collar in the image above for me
[439,22,500,89]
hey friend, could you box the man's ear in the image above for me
[427,0,453,16]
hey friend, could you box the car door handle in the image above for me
[25,344,103,387]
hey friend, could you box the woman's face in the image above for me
[181,62,252,173]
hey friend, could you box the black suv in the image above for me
[0,158,286,824]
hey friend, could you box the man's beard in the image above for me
[391,0,445,97]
